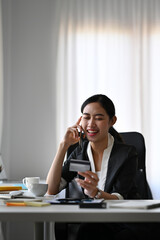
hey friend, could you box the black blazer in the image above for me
[62,140,140,199]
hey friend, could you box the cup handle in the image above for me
[23,178,26,185]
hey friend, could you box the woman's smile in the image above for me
[87,129,99,137]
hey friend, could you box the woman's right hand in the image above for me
[62,117,83,147]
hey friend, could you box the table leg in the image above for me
[44,222,55,240]
[34,222,44,240]
[0,222,5,240]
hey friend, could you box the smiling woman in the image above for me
[46,93,140,199]
[46,93,155,240]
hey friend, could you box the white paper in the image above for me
[108,200,160,209]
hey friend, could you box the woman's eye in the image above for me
[83,117,90,120]
[95,118,103,121]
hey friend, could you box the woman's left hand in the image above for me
[75,171,99,198]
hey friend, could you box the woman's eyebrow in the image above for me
[83,113,105,117]
[83,113,90,116]
[95,113,105,116]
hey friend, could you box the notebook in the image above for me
[109,200,160,210]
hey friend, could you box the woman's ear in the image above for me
[110,116,117,126]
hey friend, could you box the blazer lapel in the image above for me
[104,143,126,192]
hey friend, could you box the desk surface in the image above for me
[1,200,160,223]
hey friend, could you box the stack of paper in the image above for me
[0,186,23,200]
[108,200,160,210]
[25,201,50,207]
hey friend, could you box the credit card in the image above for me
[69,159,90,172]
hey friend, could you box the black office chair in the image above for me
[120,132,152,199]
[55,131,153,240]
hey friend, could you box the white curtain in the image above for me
[0,0,6,181]
[54,0,160,199]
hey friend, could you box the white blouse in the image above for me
[87,133,123,200]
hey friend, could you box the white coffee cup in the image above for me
[29,183,48,197]
[22,177,40,190]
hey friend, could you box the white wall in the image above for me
[2,0,57,180]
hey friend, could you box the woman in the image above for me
[47,94,139,200]
[46,94,149,240]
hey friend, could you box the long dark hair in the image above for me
[81,94,123,143]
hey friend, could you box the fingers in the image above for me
[76,116,86,134]
[76,178,91,189]
[67,127,79,139]
[69,117,82,133]
[75,171,99,198]
[75,173,98,198]
[76,116,82,126]
[75,171,99,188]
[78,171,99,183]
[67,117,82,137]
[63,117,84,146]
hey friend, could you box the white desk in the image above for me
[1,200,160,240]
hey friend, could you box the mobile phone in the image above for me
[79,199,107,208]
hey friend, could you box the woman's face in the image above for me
[81,102,116,144]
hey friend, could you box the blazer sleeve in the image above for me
[105,144,140,199]
[61,141,89,186]
[61,150,78,184]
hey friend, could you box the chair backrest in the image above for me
[66,131,153,199]
[120,132,152,199]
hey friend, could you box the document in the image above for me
[108,200,160,210]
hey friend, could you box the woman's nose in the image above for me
[88,118,96,127]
